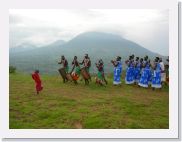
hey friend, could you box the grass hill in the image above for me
[9,73,169,129]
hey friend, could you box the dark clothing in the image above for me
[72,59,80,67]
[96,63,104,72]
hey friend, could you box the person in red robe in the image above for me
[32,70,43,94]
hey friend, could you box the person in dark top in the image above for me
[165,57,169,85]
[80,54,91,81]
[72,56,80,69]
[71,56,81,83]
[80,54,91,73]
[95,59,107,85]
[58,55,69,73]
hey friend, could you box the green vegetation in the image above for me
[10,73,169,129]
[9,66,16,73]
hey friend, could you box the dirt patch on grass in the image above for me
[74,122,83,129]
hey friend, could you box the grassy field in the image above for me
[9,73,169,129]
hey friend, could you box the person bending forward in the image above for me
[32,70,43,94]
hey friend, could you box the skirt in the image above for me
[125,67,134,84]
[113,68,121,85]
[138,68,151,88]
[152,71,162,88]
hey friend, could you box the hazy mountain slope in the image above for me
[9,32,165,74]
[9,43,37,53]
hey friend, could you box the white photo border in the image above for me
[0,0,179,139]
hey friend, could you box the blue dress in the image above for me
[134,61,141,83]
[148,70,153,85]
[152,63,162,88]
[125,61,134,84]
[113,61,122,85]
[138,63,151,88]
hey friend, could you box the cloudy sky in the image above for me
[9,9,169,56]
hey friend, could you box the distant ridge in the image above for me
[10,31,166,74]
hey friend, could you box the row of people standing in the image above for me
[58,54,168,88]
[125,55,168,89]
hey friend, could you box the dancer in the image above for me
[159,58,166,85]
[71,56,81,84]
[133,57,141,84]
[58,55,69,83]
[95,59,107,85]
[125,55,135,84]
[138,56,152,88]
[58,55,69,73]
[151,57,162,89]
[111,56,122,85]
[80,54,91,74]
[80,54,91,81]
[165,57,169,85]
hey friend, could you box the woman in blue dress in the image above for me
[151,58,162,89]
[125,55,135,84]
[134,57,141,83]
[111,56,122,85]
[138,56,152,88]
[147,60,153,85]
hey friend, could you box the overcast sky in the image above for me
[9,9,169,56]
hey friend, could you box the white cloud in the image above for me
[9,9,169,55]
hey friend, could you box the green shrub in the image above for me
[9,66,16,73]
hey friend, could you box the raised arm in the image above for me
[72,60,74,65]
[111,60,118,67]
[79,59,84,65]
[95,63,99,69]
[58,60,62,64]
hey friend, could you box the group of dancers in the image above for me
[57,54,169,89]
[124,55,168,89]
[31,53,169,94]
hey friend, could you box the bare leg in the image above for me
[74,80,78,84]
[87,79,89,85]
[104,78,108,85]
[85,79,88,85]
[63,77,68,83]
[88,74,92,81]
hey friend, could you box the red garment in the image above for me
[32,72,43,92]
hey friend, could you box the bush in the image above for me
[9,66,16,73]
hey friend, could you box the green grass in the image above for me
[9,73,169,129]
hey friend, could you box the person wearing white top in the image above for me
[159,58,166,84]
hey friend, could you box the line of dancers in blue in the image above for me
[111,55,168,89]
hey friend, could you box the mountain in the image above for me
[9,43,37,53]
[45,39,66,47]
[9,32,166,74]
